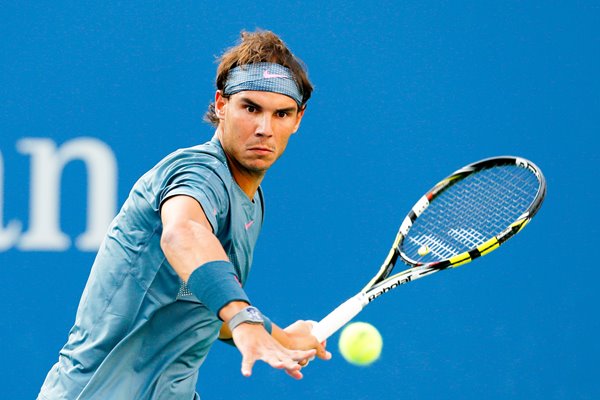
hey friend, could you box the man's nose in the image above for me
[256,115,274,136]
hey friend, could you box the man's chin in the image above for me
[244,157,277,172]
[237,162,269,176]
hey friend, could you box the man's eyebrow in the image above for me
[276,106,298,114]
[239,97,262,109]
[239,96,297,113]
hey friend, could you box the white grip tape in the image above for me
[311,293,366,342]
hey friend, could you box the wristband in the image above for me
[220,312,272,348]
[262,314,273,334]
[227,307,272,334]
[187,260,250,318]
[228,306,265,332]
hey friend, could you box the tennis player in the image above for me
[38,29,330,400]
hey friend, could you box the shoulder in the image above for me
[161,138,227,174]
[128,136,233,212]
[140,136,231,186]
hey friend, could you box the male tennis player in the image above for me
[38,30,330,400]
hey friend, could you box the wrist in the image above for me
[228,306,265,332]
[226,305,273,335]
[220,301,252,322]
[186,260,250,318]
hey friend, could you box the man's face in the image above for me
[216,90,304,175]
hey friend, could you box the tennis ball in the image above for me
[338,322,383,366]
[418,244,430,256]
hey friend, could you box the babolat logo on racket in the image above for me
[367,276,412,302]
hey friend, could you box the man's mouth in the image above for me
[247,146,274,155]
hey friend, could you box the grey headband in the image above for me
[223,62,304,107]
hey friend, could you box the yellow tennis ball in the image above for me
[418,245,430,256]
[338,322,383,366]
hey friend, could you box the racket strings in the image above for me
[403,165,540,263]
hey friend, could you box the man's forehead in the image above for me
[230,90,298,109]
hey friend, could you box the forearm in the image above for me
[161,205,251,319]
[161,218,228,282]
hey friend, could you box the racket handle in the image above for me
[312,293,366,342]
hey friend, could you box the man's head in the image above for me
[204,30,313,127]
[205,30,312,190]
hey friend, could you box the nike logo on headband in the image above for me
[263,70,287,79]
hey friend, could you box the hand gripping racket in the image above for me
[311,156,546,342]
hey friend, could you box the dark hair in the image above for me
[204,29,313,127]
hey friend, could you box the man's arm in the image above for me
[160,194,228,281]
[160,194,318,379]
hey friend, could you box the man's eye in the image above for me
[246,106,256,113]
[277,111,288,118]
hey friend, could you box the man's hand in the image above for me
[283,320,332,364]
[231,323,317,379]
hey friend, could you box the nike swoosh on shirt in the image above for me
[263,70,287,79]
[245,220,255,230]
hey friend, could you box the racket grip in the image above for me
[311,293,366,342]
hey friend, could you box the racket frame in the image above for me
[311,156,546,342]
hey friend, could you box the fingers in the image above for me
[285,368,304,380]
[305,321,332,360]
[315,342,332,360]
[268,349,315,371]
[235,321,329,379]
[299,340,331,369]
[293,348,317,358]
[241,346,316,379]
[241,355,256,377]
[279,349,314,380]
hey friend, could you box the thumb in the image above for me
[241,355,255,377]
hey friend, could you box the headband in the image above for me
[223,62,304,107]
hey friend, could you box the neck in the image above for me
[216,132,265,199]
[227,156,265,199]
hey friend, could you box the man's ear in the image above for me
[292,106,306,133]
[215,90,227,120]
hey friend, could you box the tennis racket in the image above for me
[311,156,546,343]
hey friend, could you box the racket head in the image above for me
[397,156,546,270]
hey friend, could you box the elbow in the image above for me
[160,217,226,282]
[160,226,174,256]
[160,221,192,258]
[160,221,197,281]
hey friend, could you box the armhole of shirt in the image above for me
[160,192,219,234]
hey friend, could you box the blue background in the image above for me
[1,1,598,399]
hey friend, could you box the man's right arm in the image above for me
[160,194,228,282]
[160,195,255,321]
[159,194,316,379]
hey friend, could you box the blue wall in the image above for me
[2,2,598,399]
